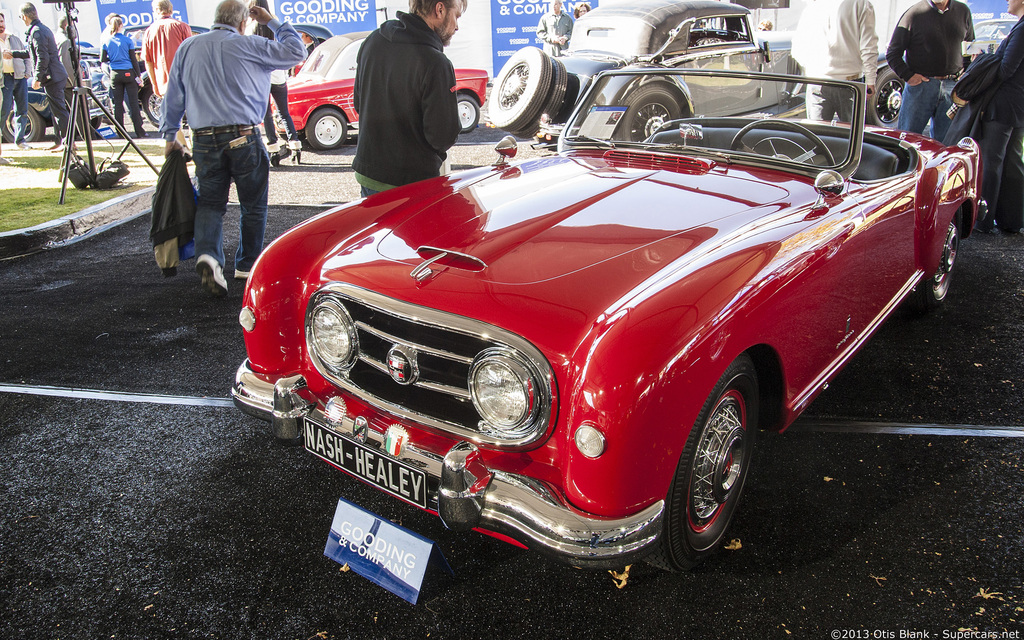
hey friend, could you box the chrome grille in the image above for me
[305,283,556,447]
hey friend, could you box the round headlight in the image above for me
[469,350,538,433]
[309,300,358,371]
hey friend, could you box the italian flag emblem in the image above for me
[384,425,408,457]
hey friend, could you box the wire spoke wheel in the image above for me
[649,354,758,571]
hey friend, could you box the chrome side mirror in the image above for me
[812,170,844,210]
[493,135,518,167]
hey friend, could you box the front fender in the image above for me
[915,147,979,276]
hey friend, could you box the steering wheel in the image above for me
[729,120,835,165]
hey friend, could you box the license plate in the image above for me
[303,418,428,509]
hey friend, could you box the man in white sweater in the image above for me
[792,0,878,122]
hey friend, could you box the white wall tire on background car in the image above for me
[648,354,759,571]
[457,93,480,133]
[488,46,555,137]
[304,107,348,150]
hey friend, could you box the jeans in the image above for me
[192,129,269,273]
[1,73,29,145]
[896,78,956,142]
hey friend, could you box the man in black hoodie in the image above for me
[353,0,465,196]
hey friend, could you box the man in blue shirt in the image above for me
[160,0,305,297]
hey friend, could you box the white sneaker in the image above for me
[196,254,228,297]
[0,157,10,165]
[17,142,30,150]
[234,269,250,280]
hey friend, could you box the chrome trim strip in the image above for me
[356,321,475,365]
[359,353,473,401]
[306,283,558,448]
[231,361,662,568]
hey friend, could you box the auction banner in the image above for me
[96,0,189,30]
[491,0,597,79]
[967,0,1016,19]
[275,0,376,35]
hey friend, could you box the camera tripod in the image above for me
[50,0,159,204]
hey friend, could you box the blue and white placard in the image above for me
[490,0,599,80]
[324,497,451,605]
[96,0,189,31]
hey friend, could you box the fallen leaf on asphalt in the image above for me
[724,538,742,550]
[144,604,153,611]
[824,477,833,482]
[339,563,350,572]
[975,588,1004,600]
[609,565,632,589]
[869,575,887,586]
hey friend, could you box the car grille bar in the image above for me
[306,283,557,447]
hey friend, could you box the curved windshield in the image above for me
[561,69,864,177]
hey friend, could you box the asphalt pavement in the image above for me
[1,129,1022,639]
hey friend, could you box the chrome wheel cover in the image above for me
[876,78,903,125]
[633,102,671,139]
[690,391,746,529]
[931,220,959,300]
[498,63,530,110]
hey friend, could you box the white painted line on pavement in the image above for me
[0,383,234,408]
[790,418,1024,438]
[2,383,1022,436]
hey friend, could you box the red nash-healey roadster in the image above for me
[234,68,979,571]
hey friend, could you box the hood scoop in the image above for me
[603,150,714,174]
[410,246,488,282]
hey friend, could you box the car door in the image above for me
[669,16,777,115]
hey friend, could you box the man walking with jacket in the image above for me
[160,0,305,297]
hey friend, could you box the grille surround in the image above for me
[305,283,557,448]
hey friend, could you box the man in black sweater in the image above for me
[886,0,973,141]
[353,0,465,196]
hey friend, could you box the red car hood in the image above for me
[373,154,793,286]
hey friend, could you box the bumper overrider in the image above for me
[233,360,664,569]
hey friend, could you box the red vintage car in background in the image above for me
[277,32,489,150]
[234,68,979,571]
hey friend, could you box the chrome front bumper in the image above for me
[232,360,663,569]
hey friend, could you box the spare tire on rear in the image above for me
[489,47,556,137]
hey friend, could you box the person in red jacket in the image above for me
[141,0,192,100]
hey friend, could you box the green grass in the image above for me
[0,184,145,233]
[0,139,166,234]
